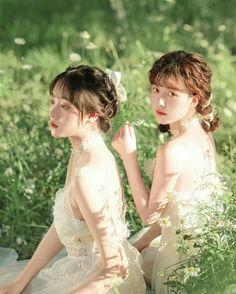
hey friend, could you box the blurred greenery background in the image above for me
[0,0,235,292]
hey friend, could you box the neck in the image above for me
[69,130,103,153]
[170,116,200,137]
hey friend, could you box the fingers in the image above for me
[112,121,135,143]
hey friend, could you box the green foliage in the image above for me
[0,0,235,292]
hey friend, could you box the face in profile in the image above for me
[49,96,82,138]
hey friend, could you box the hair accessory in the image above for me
[107,70,127,102]
[201,112,214,122]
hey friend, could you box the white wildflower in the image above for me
[2,224,10,235]
[165,0,175,4]
[86,42,97,50]
[21,64,32,70]
[16,237,22,245]
[199,39,209,48]
[183,266,200,283]
[133,119,145,127]
[213,182,227,197]
[14,37,26,45]
[79,31,90,39]
[4,167,14,176]
[69,52,81,62]
[183,24,192,31]
[25,187,34,194]
[218,24,226,32]
[158,216,171,228]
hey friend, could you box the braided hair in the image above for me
[149,50,219,133]
[49,65,119,133]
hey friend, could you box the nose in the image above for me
[50,104,58,119]
[158,97,165,108]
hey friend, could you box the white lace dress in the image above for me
[0,157,146,293]
[138,157,225,294]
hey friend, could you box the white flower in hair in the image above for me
[108,70,127,102]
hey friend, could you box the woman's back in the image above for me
[172,122,217,193]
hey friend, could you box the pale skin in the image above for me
[0,97,128,294]
[112,78,216,251]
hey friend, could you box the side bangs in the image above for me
[49,73,84,111]
[151,71,189,93]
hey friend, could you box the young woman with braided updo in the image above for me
[112,51,220,293]
[0,65,145,293]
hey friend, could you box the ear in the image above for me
[191,95,200,108]
[85,112,99,124]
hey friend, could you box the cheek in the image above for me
[169,100,191,117]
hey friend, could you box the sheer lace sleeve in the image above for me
[72,169,129,293]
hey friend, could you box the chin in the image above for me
[50,130,64,138]
[155,117,170,125]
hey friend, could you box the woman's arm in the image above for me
[71,171,128,294]
[0,224,64,293]
[112,123,182,224]
[132,222,162,252]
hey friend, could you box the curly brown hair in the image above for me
[49,65,118,133]
[149,50,219,133]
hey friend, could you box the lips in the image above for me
[50,121,58,128]
[155,109,167,116]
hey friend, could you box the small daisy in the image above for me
[14,37,26,45]
[79,31,90,39]
[158,216,171,228]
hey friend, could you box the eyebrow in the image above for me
[152,84,183,92]
[50,95,71,102]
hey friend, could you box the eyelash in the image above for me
[152,87,159,93]
[169,92,178,97]
[152,87,178,97]
[49,99,71,109]
[61,105,70,109]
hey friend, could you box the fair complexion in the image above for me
[51,96,129,293]
[112,79,216,227]
[0,96,127,293]
[0,224,64,294]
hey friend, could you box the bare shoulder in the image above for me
[156,139,188,172]
[158,139,187,158]
[76,151,119,187]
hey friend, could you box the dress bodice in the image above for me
[53,172,130,257]
[53,187,96,257]
[161,172,223,233]
[143,157,224,235]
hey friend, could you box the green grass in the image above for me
[0,0,235,292]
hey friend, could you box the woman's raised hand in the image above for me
[112,122,137,159]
